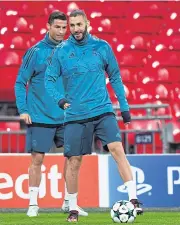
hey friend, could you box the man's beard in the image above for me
[71,25,88,41]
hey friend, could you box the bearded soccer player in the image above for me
[45,9,143,222]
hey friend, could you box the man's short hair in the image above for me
[69,9,87,21]
[48,11,67,25]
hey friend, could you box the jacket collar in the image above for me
[43,32,62,47]
[69,33,91,46]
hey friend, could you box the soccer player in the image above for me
[45,9,143,222]
[14,10,88,217]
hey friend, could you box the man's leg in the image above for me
[65,156,82,222]
[64,123,93,222]
[107,142,135,196]
[95,115,143,214]
[107,142,143,214]
[66,156,82,201]
[62,157,69,211]
[54,125,88,216]
[26,126,56,217]
[27,152,44,217]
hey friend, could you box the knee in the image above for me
[68,156,82,170]
[31,153,44,167]
[108,142,125,156]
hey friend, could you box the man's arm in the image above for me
[45,48,68,109]
[14,47,37,122]
[105,43,131,123]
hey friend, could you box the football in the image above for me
[110,200,137,223]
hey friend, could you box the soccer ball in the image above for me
[110,200,137,223]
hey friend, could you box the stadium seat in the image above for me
[75,1,129,17]
[15,2,46,17]
[172,120,180,142]
[133,83,174,104]
[115,33,150,51]
[172,84,180,101]
[0,67,18,101]
[0,50,21,66]
[151,34,180,51]
[155,67,180,83]
[126,120,163,154]
[160,19,180,36]
[1,33,36,50]
[137,67,178,84]
[116,49,147,67]
[106,82,136,106]
[122,17,164,34]
[0,122,20,131]
[128,1,168,17]
[1,134,25,153]
[149,49,180,67]
[168,35,180,51]
[121,68,139,83]
[171,103,180,119]
[1,15,34,33]
[90,17,119,34]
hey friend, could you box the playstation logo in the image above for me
[117,166,152,195]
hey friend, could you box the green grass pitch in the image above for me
[0,212,180,225]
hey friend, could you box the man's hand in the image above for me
[121,111,131,125]
[64,103,71,109]
[58,99,70,110]
[124,122,130,129]
[20,113,32,124]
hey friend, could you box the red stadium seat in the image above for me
[168,35,180,51]
[128,2,168,17]
[172,120,180,142]
[151,34,180,51]
[0,67,19,101]
[155,67,180,83]
[5,2,46,17]
[160,19,180,36]
[1,15,34,33]
[90,17,118,34]
[172,84,180,101]
[106,82,136,105]
[172,103,180,119]
[122,17,164,34]
[148,49,180,67]
[1,134,25,153]
[115,33,150,51]
[1,33,37,50]
[121,68,139,83]
[164,2,180,14]
[133,83,174,104]
[0,50,21,66]
[75,1,129,17]
[127,120,163,154]
[137,67,177,84]
[115,49,147,67]
[0,122,20,131]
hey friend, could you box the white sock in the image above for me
[124,180,137,201]
[64,183,69,206]
[29,187,39,206]
[64,183,69,201]
[68,193,78,211]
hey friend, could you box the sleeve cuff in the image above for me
[58,99,67,110]
[121,111,131,123]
